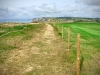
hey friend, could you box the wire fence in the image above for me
[0,22,100,75]
[52,22,100,75]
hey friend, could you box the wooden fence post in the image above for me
[68,28,70,49]
[62,26,64,39]
[76,34,81,75]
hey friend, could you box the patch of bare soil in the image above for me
[0,24,74,75]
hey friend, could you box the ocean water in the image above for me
[0,19,32,23]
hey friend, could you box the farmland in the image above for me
[51,22,100,75]
[0,22,100,75]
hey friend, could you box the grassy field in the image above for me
[51,22,100,75]
[0,23,75,75]
[0,22,100,75]
[0,23,44,63]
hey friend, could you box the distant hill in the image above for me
[32,17,100,23]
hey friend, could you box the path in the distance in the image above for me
[0,24,71,75]
[43,24,56,43]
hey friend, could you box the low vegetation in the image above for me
[51,22,100,75]
[0,22,99,75]
[0,23,45,63]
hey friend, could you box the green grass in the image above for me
[0,24,44,54]
[52,22,100,75]
[55,22,100,48]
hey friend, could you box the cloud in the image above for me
[82,0,100,6]
[0,7,19,19]
[75,0,100,17]
[0,2,100,19]
[91,6,100,12]
[1,3,79,19]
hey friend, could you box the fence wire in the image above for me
[53,23,100,75]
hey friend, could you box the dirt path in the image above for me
[0,24,74,75]
[43,24,56,40]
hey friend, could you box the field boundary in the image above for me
[51,22,100,75]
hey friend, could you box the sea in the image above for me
[0,19,32,23]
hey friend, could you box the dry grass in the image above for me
[0,23,76,75]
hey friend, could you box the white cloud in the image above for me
[75,0,100,17]
[0,2,100,19]
[0,7,18,19]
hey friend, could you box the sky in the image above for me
[0,0,100,19]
